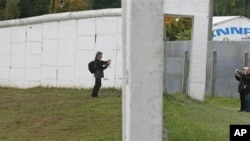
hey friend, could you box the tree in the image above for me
[55,0,89,13]
[32,0,50,16]
[165,17,192,41]
[3,0,20,20]
[91,0,121,9]
[165,0,250,41]
[214,0,250,18]
[18,0,50,18]
[0,0,122,20]
[0,0,6,20]
[176,29,192,41]
[18,0,31,18]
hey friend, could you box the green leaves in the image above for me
[0,0,121,20]
[55,0,90,13]
[165,17,192,41]
[91,0,121,9]
[3,0,20,20]
[17,0,50,19]
[165,0,250,41]
[214,0,250,18]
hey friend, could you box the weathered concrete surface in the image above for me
[122,0,164,140]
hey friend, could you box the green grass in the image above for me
[0,87,249,141]
[0,87,121,141]
[164,94,250,141]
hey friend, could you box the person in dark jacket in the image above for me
[234,67,250,111]
[91,51,111,97]
[242,68,250,112]
[234,68,246,111]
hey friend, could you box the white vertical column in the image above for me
[188,10,212,101]
[122,0,164,141]
[122,0,127,140]
[188,16,209,101]
[164,0,212,101]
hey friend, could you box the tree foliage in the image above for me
[55,0,89,13]
[0,0,6,11]
[0,0,6,20]
[18,0,50,18]
[0,0,92,20]
[0,0,249,43]
[165,17,192,41]
[166,0,250,41]
[214,0,250,18]
[3,0,20,20]
[91,0,121,9]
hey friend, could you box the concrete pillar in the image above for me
[188,16,210,101]
[122,0,164,140]
[164,0,213,101]
[188,1,214,101]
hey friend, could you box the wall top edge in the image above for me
[0,8,122,28]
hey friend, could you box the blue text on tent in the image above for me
[213,27,250,37]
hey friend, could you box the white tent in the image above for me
[212,16,250,41]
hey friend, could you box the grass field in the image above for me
[164,94,250,141]
[0,87,121,141]
[0,87,249,141]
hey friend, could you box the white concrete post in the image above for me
[164,0,213,101]
[188,16,210,101]
[122,0,164,141]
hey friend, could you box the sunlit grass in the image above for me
[0,87,121,141]
[163,94,250,141]
[0,87,249,141]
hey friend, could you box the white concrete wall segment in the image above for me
[0,9,122,88]
[71,8,121,19]
[77,18,96,35]
[25,24,43,88]
[122,0,164,141]
[0,9,121,28]
[165,41,250,97]
[0,28,11,87]
[122,0,128,139]
[9,26,26,88]
[164,0,213,101]
[164,0,211,16]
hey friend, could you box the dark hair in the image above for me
[95,51,103,59]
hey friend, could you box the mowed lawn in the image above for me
[0,87,121,141]
[0,87,250,141]
[164,94,250,141]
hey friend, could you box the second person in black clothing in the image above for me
[91,51,111,97]
[234,67,250,112]
[235,68,246,111]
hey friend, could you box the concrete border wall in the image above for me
[165,41,250,97]
[0,9,122,88]
[0,9,121,28]
[0,8,248,97]
[164,0,213,101]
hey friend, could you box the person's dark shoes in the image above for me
[91,95,99,98]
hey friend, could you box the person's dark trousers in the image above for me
[240,92,246,111]
[245,93,250,111]
[92,78,101,97]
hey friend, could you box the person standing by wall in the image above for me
[234,67,250,112]
[234,68,246,111]
[241,67,250,112]
[91,51,111,97]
